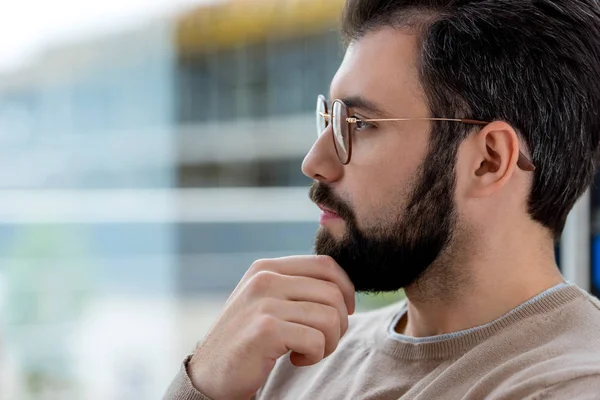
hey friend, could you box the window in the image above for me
[237,43,268,119]
[175,30,344,123]
[177,158,308,188]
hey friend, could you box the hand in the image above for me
[187,255,355,400]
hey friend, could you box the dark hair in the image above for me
[342,0,600,240]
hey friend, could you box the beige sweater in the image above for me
[165,283,600,399]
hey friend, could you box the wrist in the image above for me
[186,355,220,400]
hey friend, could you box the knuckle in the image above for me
[254,314,279,338]
[247,270,277,294]
[256,298,277,316]
[249,258,270,274]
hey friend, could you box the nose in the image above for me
[302,124,344,184]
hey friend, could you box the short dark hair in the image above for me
[342,0,600,240]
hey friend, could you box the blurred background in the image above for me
[0,0,598,398]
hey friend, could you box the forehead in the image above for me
[330,27,427,116]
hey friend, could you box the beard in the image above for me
[309,147,458,293]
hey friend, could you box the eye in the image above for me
[354,118,375,131]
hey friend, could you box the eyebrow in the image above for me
[329,94,389,117]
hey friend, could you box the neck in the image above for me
[396,227,565,337]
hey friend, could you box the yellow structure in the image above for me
[176,0,345,54]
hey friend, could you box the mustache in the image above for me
[308,182,356,223]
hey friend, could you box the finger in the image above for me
[248,256,356,315]
[263,300,341,358]
[245,272,349,335]
[289,351,316,367]
[276,321,326,367]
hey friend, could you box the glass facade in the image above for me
[0,5,345,397]
[0,22,182,399]
[175,30,342,188]
[177,31,341,125]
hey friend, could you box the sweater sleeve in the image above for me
[162,356,212,400]
[163,355,259,400]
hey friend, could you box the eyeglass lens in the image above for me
[316,96,351,164]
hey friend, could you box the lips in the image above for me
[318,204,339,216]
[309,183,351,222]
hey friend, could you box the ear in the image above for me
[464,121,521,198]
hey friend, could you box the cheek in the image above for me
[352,124,428,174]
[345,131,426,224]
[345,162,419,229]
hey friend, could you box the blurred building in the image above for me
[0,16,180,400]
[0,1,345,399]
[172,0,347,294]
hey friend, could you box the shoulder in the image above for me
[465,289,600,399]
[550,287,600,339]
[583,289,600,313]
[486,288,600,399]
[487,366,600,400]
[503,288,600,378]
[533,374,600,399]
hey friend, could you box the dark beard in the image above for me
[309,148,457,293]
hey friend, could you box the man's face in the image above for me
[302,28,458,293]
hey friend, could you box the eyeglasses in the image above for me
[316,95,536,171]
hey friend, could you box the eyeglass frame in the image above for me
[316,95,536,171]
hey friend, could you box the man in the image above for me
[165,0,600,398]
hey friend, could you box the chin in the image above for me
[319,223,346,240]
